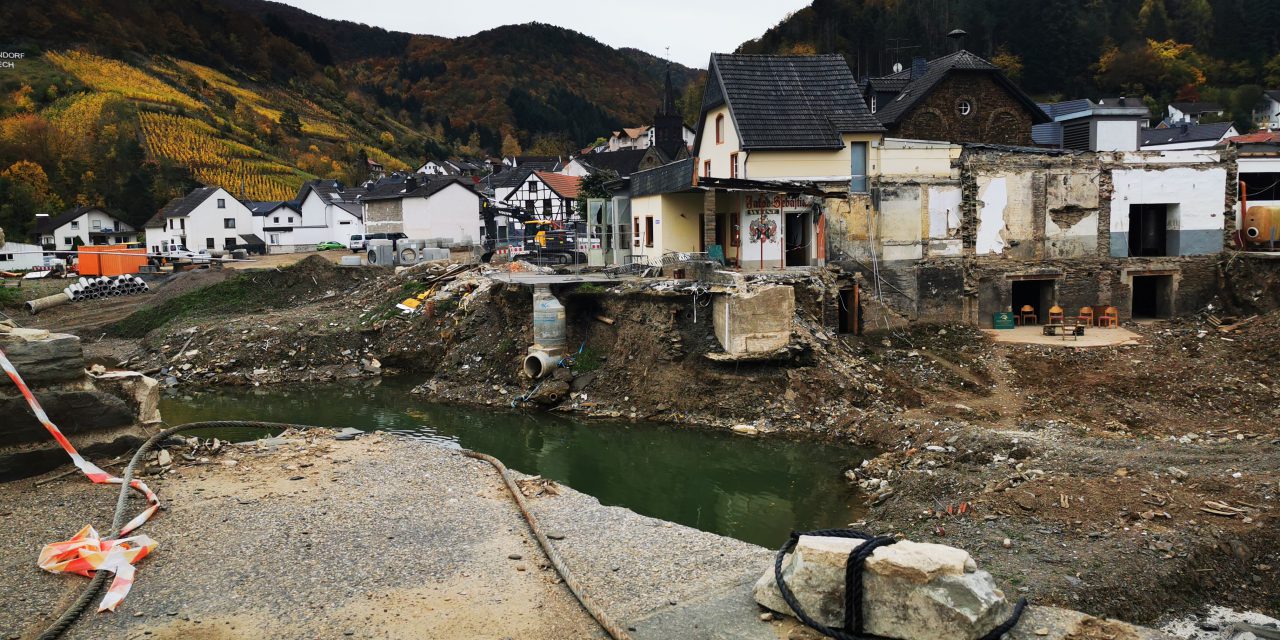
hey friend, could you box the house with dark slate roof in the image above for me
[1140,122,1238,150]
[1254,90,1280,130]
[1166,102,1223,126]
[33,206,139,250]
[619,53,888,270]
[862,51,1049,145]
[143,186,258,254]
[360,174,483,247]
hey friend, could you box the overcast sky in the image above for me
[276,0,811,67]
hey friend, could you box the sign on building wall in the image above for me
[742,193,815,269]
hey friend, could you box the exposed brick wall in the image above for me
[364,200,404,234]
[891,73,1037,146]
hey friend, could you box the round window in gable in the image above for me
[957,99,973,116]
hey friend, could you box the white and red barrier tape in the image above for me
[0,346,158,612]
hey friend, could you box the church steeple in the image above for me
[654,63,685,157]
[660,64,678,116]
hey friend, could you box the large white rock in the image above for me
[754,536,1010,640]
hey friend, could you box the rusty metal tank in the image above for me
[1244,206,1280,246]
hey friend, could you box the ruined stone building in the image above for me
[830,145,1233,326]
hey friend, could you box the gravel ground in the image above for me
[0,431,771,640]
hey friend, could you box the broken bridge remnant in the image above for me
[712,284,795,355]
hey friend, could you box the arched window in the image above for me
[715,114,725,144]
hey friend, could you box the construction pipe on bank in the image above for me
[523,285,567,379]
[25,293,72,315]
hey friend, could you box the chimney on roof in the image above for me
[946,29,967,51]
[405,175,418,191]
[910,56,927,80]
[1119,96,1127,106]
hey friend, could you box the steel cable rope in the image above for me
[32,420,627,640]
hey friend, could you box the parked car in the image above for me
[316,241,344,251]
[160,247,211,264]
[349,232,407,253]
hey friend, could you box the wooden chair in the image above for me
[1018,304,1037,326]
[1099,306,1119,328]
[1077,306,1095,326]
[1048,305,1065,324]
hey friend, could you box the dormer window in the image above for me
[715,114,725,144]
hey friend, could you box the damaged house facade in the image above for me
[630,53,885,270]
[832,142,1232,326]
[625,47,1236,328]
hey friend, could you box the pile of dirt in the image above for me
[110,256,386,338]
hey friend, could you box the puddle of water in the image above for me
[159,378,871,548]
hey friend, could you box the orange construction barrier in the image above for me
[78,246,147,277]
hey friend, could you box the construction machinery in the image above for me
[480,199,584,265]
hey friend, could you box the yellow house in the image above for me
[632,53,887,270]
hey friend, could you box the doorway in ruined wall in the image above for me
[1128,204,1169,257]
[1131,274,1174,319]
[838,285,861,335]
[785,212,811,266]
[1010,279,1056,323]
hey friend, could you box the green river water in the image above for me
[159,378,870,548]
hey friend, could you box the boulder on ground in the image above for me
[0,329,85,386]
[754,536,1009,640]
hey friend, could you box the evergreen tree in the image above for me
[279,108,303,137]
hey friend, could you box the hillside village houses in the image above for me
[34,206,140,249]
[99,41,1254,328]
[144,180,369,254]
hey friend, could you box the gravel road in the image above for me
[0,431,772,640]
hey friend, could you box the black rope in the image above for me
[772,529,1028,640]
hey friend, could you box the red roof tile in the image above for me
[534,171,582,199]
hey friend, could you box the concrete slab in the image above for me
[489,273,639,285]
[627,578,779,640]
[985,325,1141,347]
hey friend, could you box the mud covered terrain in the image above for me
[31,254,1280,625]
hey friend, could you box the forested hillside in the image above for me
[0,0,700,238]
[740,0,1280,129]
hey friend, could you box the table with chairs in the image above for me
[1012,304,1120,339]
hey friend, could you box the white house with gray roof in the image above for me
[144,186,258,253]
[34,206,139,250]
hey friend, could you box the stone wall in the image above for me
[891,73,1038,146]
